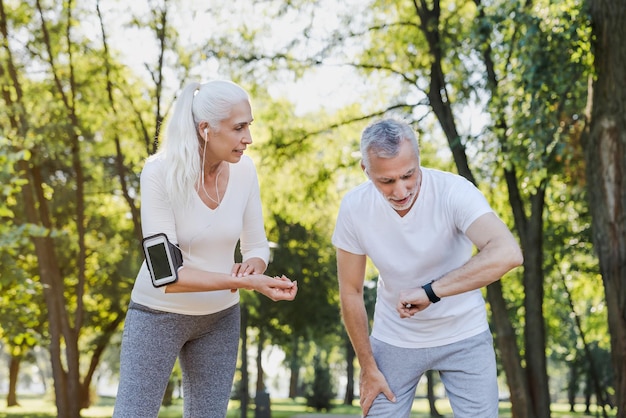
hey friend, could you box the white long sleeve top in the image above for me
[131,154,270,315]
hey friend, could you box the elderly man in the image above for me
[332,118,523,417]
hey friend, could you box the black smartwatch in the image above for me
[422,281,441,303]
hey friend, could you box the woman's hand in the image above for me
[230,259,297,300]
[231,257,267,277]
[248,274,298,301]
[230,258,267,293]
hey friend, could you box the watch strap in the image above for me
[422,281,441,303]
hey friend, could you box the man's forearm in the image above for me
[432,238,522,298]
[341,292,378,371]
[432,213,523,299]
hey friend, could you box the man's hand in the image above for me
[396,287,431,318]
[359,367,396,415]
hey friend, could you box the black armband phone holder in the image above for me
[142,233,183,287]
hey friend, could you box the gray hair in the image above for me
[360,119,420,169]
[190,80,249,129]
[157,80,250,206]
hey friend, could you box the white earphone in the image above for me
[204,127,208,140]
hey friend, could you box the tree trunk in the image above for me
[426,370,442,417]
[27,163,79,418]
[79,315,125,409]
[289,335,300,398]
[414,1,540,414]
[343,339,355,405]
[473,1,552,414]
[583,2,626,415]
[404,1,549,418]
[7,354,21,407]
[33,2,82,415]
[567,362,577,413]
[0,3,69,412]
[561,273,609,418]
[256,328,266,393]
[521,192,551,417]
[240,304,249,418]
[413,1,476,186]
[487,280,532,418]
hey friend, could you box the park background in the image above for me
[0,0,624,417]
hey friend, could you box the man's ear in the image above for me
[361,161,368,177]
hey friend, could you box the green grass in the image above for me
[0,394,616,417]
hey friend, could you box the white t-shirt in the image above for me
[131,154,270,315]
[332,167,494,348]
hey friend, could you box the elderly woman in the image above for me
[114,80,297,418]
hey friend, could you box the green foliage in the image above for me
[477,0,593,184]
[542,177,613,399]
[305,351,336,412]
[255,215,340,349]
[0,0,614,412]
[0,0,155,409]
[0,142,46,364]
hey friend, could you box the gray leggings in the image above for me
[368,330,498,418]
[113,301,240,418]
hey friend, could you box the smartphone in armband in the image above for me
[142,233,183,287]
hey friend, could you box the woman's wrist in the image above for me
[237,275,256,291]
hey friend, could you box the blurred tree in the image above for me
[0,250,45,407]
[582,0,626,415]
[220,1,595,417]
[245,90,353,401]
[0,0,616,416]
[306,351,335,412]
[0,129,44,406]
[0,0,149,415]
[445,1,591,415]
[261,215,341,398]
[324,2,592,416]
[543,169,613,416]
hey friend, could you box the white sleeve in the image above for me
[239,160,270,264]
[449,176,494,233]
[332,193,365,255]
[139,157,178,244]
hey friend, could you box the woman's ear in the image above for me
[198,122,210,141]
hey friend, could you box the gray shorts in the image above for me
[367,330,498,418]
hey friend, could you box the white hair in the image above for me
[154,80,249,206]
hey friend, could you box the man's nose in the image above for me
[392,182,408,197]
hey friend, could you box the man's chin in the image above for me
[388,195,416,211]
